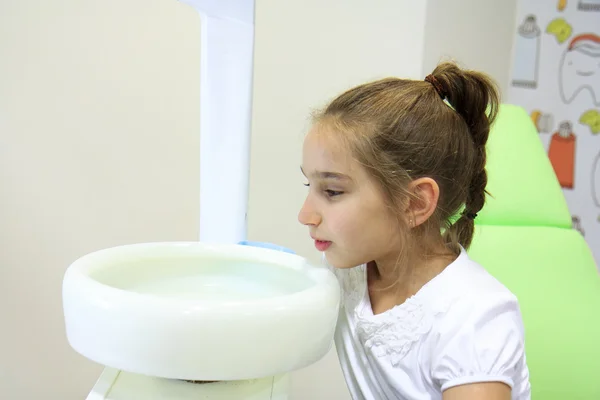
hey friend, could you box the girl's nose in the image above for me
[298,197,321,226]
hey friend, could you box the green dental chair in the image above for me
[468,104,600,399]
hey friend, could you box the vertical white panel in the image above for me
[179,0,255,243]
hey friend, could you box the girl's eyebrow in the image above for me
[300,166,351,181]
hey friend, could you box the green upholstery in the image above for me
[478,105,572,228]
[469,104,600,399]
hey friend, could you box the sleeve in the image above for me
[431,293,527,392]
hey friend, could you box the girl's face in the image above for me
[298,125,404,269]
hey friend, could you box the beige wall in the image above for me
[248,0,428,264]
[0,1,200,398]
[422,0,518,97]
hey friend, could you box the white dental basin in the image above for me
[62,242,340,381]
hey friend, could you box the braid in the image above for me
[458,144,488,248]
[433,62,499,250]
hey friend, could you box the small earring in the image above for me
[409,218,414,228]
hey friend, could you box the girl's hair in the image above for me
[313,62,499,252]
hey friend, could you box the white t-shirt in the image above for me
[326,248,531,400]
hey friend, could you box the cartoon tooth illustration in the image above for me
[512,15,541,88]
[579,109,600,134]
[531,110,554,133]
[559,33,600,106]
[546,18,573,44]
[578,0,600,11]
[548,121,576,189]
[593,151,600,207]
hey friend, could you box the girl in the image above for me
[298,62,531,400]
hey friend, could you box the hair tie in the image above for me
[462,210,478,220]
[425,74,446,99]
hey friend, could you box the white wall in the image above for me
[248,0,427,262]
[422,0,518,97]
[0,1,200,398]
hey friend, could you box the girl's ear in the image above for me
[404,177,440,228]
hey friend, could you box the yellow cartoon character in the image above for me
[558,0,567,10]
[580,109,600,134]
[546,18,573,44]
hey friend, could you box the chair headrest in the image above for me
[477,104,572,228]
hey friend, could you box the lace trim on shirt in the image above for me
[356,296,440,367]
[333,263,450,367]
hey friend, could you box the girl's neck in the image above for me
[366,244,457,315]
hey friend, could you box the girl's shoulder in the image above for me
[424,251,530,396]
[429,248,523,326]
[430,248,520,302]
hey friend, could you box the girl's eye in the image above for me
[303,182,343,197]
[325,189,343,197]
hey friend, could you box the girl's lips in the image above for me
[314,240,332,251]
